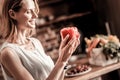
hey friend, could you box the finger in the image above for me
[71,40,79,50]
[65,38,76,54]
[69,42,76,54]
[60,34,70,49]
[66,37,75,48]
[61,40,78,62]
[75,38,80,48]
[68,38,80,53]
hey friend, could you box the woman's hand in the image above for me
[58,34,80,64]
[47,28,80,80]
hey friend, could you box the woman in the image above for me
[0,0,80,80]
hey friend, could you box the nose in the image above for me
[32,11,38,18]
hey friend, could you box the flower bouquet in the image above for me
[84,34,120,66]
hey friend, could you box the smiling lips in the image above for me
[29,19,35,25]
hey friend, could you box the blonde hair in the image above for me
[0,0,39,41]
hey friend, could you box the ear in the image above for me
[8,9,17,19]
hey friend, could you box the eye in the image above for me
[26,9,31,14]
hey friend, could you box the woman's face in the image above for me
[14,0,38,30]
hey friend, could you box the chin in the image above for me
[29,25,36,29]
[27,23,36,28]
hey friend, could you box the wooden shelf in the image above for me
[37,12,91,27]
[39,0,62,7]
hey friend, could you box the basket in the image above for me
[88,48,118,66]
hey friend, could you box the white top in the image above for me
[0,38,54,80]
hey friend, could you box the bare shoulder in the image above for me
[0,47,20,64]
[1,47,16,58]
[0,47,34,79]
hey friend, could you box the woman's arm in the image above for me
[47,34,80,80]
[59,70,66,80]
[0,47,35,80]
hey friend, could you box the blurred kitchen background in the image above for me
[1,0,120,80]
[34,0,120,62]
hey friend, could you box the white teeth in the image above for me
[29,20,35,25]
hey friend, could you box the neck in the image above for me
[7,29,30,45]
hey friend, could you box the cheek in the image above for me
[24,13,32,19]
[22,14,31,21]
[17,15,31,24]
